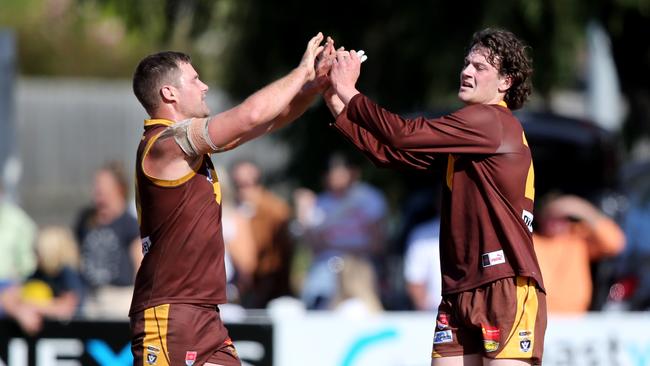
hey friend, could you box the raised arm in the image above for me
[143,33,327,181]
[202,32,326,152]
[332,105,436,170]
[328,48,500,155]
[543,195,626,259]
[263,36,337,131]
[322,47,435,170]
[160,32,326,160]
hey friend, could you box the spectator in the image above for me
[404,217,442,312]
[533,194,625,313]
[219,170,258,304]
[22,226,84,320]
[332,255,383,317]
[0,285,41,335]
[0,182,39,335]
[74,161,140,318]
[230,159,294,308]
[0,183,37,282]
[1,226,83,335]
[295,153,388,309]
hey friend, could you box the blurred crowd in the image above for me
[2,152,650,335]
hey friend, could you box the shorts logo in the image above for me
[520,339,531,352]
[145,345,160,365]
[484,340,499,353]
[436,313,450,330]
[185,351,198,366]
[481,250,506,267]
[433,330,453,344]
[482,324,500,353]
[519,329,532,353]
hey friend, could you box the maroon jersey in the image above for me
[129,119,227,315]
[333,94,544,294]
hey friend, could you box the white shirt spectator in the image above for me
[404,218,442,312]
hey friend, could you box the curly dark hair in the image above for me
[468,28,533,110]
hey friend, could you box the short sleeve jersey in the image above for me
[129,119,227,315]
[333,94,544,294]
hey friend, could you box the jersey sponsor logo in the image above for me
[185,351,197,366]
[522,209,534,233]
[481,250,506,267]
[433,330,453,344]
[142,236,152,255]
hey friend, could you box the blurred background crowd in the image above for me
[1,0,650,336]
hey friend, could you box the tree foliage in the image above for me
[3,0,649,187]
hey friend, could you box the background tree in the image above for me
[2,0,649,189]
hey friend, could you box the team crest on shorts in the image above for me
[145,345,160,365]
[481,324,500,353]
[185,351,197,366]
[518,329,532,352]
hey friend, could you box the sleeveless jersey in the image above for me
[332,94,544,294]
[129,119,227,315]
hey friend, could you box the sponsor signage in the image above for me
[0,319,272,366]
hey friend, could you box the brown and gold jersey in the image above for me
[333,94,544,294]
[129,119,227,315]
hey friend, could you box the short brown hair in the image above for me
[132,51,191,115]
[468,28,533,110]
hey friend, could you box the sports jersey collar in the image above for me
[496,101,508,108]
[144,119,174,127]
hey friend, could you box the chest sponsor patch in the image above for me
[433,329,453,344]
[481,249,506,267]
